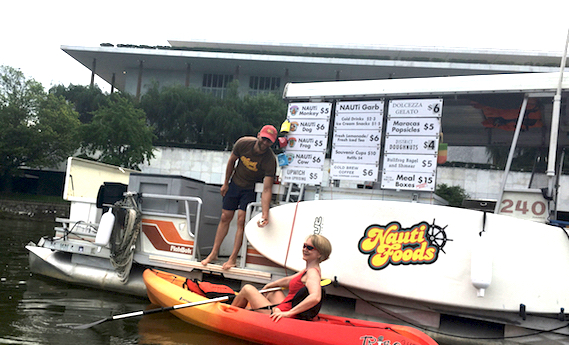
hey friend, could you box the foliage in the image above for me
[0,66,81,189]
[80,94,155,169]
[49,84,109,123]
[140,82,215,144]
[435,183,469,207]
[140,81,287,149]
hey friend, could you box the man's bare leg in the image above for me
[222,209,246,269]
[201,209,235,265]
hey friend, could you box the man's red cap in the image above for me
[259,125,277,143]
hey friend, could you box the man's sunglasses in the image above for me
[303,243,315,251]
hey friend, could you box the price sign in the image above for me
[336,100,384,114]
[381,171,435,191]
[383,154,437,173]
[282,167,323,185]
[288,119,330,136]
[334,115,382,131]
[284,151,326,169]
[388,99,442,118]
[332,148,379,165]
[288,102,332,119]
[334,101,383,131]
[498,190,549,223]
[330,164,378,181]
[386,117,440,136]
[384,136,438,154]
[332,129,382,147]
[286,136,327,152]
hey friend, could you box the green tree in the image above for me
[140,81,286,149]
[49,84,109,123]
[80,94,155,169]
[140,82,215,144]
[0,66,81,190]
[435,183,469,207]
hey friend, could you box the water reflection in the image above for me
[1,217,252,345]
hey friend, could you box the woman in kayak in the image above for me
[231,234,332,322]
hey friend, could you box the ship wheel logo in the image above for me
[358,219,452,270]
[426,219,451,253]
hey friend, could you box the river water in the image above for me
[0,217,252,345]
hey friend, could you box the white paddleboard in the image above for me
[245,199,569,314]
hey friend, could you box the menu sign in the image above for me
[386,117,440,136]
[384,135,438,155]
[388,99,443,118]
[282,102,332,185]
[288,102,331,120]
[330,101,384,181]
[382,154,437,173]
[381,98,442,191]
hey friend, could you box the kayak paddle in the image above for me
[60,286,283,330]
[60,278,332,330]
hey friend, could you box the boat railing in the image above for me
[138,193,203,261]
[242,201,263,269]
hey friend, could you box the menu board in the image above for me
[280,98,443,191]
[330,101,384,181]
[380,99,442,191]
[281,102,332,185]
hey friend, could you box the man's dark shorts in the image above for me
[223,181,256,211]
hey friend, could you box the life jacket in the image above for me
[291,286,326,320]
[182,278,236,303]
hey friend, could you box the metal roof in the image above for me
[62,41,562,93]
[283,72,569,147]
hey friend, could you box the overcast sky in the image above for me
[2,0,569,92]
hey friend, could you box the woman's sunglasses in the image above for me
[303,243,315,251]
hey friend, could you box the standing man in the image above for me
[201,125,278,269]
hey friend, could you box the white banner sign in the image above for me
[284,151,326,169]
[336,100,384,114]
[288,102,332,119]
[288,119,330,136]
[286,136,327,152]
[383,154,437,173]
[332,130,382,147]
[282,167,323,185]
[388,99,443,118]
[384,136,438,154]
[335,101,384,131]
[332,148,380,165]
[329,163,378,181]
[386,117,441,136]
[381,171,436,191]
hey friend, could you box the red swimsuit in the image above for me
[276,268,320,312]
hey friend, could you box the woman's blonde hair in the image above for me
[307,234,332,262]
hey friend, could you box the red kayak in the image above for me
[143,269,437,345]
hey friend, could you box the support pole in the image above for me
[110,73,115,94]
[90,58,96,87]
[185,63,191,87]
[136,60,143,101]
[546,29,569,205]
[494,96,529,214]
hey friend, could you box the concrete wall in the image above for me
[140,146,569,212]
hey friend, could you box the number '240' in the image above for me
[500,199,546,216]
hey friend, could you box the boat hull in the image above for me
[143,268,437,345]
[245,199,569,315]
[27,244,147,297]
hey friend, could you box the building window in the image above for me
[249,76,281,95]
[202,74,234,98]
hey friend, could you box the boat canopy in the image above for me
[283,72,569,147]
